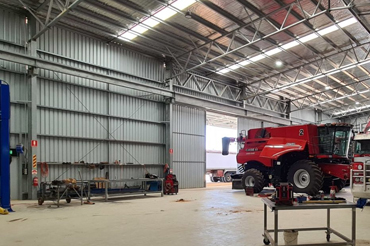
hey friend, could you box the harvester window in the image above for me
[318,126,350,156]
[254,128,271,138]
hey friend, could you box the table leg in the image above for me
[264,204,267,235]
[352,207,356,245]
[105,182,108,202]
[161,179,164,197]
[57,185,60,208]
[274,209,278,245]
[326,208,330,241]
[88,181,91,200]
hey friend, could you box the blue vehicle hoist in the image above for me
[0,81,12,212]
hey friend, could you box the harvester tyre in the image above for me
[242,168,265,193]
[287,160,323,195]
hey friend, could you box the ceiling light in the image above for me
[281,40,299,50]
[265,48,281,56]
[250,54,266,62]
[299,33,318,43]
[185,11,192,19]
[325,86,331,90]
[239,60,251,66]
[275,60,283,67]
[118,0,196,41]
[356,102,360,104]
[338,17,357,28]
[318,25,339,36]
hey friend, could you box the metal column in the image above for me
[27,40,38,200]
[0,82,12,211]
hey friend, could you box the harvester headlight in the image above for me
[360,177,364,182]
[355,178,360,182]
[358,164,363,170]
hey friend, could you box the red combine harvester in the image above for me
[223,123,353,195]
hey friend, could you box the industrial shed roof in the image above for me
[2,0,370,119]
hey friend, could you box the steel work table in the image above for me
[87,178,164,201]
[262,198,356,246]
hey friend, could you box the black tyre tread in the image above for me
[287,160,323,195]
[242,168,265,193]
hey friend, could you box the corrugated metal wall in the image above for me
[0,7,29,200]
[173,105,206,188]
[0,7,169,199]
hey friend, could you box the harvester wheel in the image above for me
[242,168,265,193]
[287,160,323,195]
[224,172,232,182]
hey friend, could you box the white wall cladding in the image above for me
[173,105,206,189]
[38,25,165,83]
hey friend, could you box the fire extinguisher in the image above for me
[33,177,38,187]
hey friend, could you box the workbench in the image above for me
[87,178,164,201]
[262,198,356,246]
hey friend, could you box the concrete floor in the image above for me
[2,183,370,246]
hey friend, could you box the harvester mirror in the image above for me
[222,137,231,156]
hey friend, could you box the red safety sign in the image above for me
[169,148,173,154]
[31,140,38,147]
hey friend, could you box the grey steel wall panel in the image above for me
[39,138,108,163]
[238,118,262,133]
[0,8,27,45]
[264,122,279,128]
[109,93,164,122]
[173,162,205,189]
[38,26,164,82]
[109,143,164,165]
[109,119,164,143]
[291,108,316,123]
[172,105,206,189]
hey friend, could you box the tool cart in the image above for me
[37,179,88,207]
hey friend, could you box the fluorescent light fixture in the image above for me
[218,17,358,79]
[360,59,370,66]
[250,54,266,62]
[142,18,159,27]
[338,17,357,28]
[299,33,318,43]
[325,86,331,90]
[229,64,241,70]
[282,40,299,50]
[120,31,137,40]
[172,0,196,10]
[218,68,231,74]
[132,24,148,34]
[356,102,360,105]
[118,0,196,41]
[265,48,281,56]
[318,25,339,36]
[239,60,251,66]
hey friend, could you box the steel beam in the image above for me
[30,0,85,41]
[0,48,174,98]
